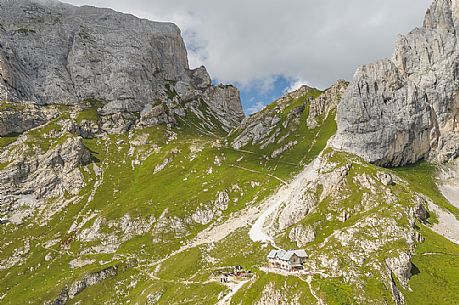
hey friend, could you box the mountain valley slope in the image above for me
[0,0,459,304]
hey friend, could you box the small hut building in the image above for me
[267,249,308,272]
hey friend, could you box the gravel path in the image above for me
[438,161,459,209]
[435,160,459,244]
[428,202,459,245]
[217,279,250,305]
[249,158,320,245]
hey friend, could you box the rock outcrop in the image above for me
[0,102,58,136]
[307,80,348,129]
[231,85,310,150]
[0,0,244,128]
[232,82,346,152]
[48,266,118,305]
[0,136,91,224]
[0,0,188,104]
[333,0,459,166]
[386,252,413,288]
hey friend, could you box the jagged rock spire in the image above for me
[424,0,457,31]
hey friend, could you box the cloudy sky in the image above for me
[63,0,432,114]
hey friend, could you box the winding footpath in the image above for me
[217,280,251,305]
[438,161,459,210]
[249,157,321,245]
[141,157,323,304]
[436,160,459,245]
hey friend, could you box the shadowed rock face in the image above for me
[333,0,459,167]
[0,0,245,127]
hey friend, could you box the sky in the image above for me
[62,0,432,114]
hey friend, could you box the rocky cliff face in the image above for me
[333,0,459,166]
[0,135,91,225]
[0,102,59,136]
[0,0,244,128]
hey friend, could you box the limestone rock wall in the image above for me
[0,0,188,104]
[0,0,245,128]
[333,0,459,166]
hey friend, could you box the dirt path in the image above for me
[217,279,250,305]
[147,204,263,269]
[141,156,324,303]
[183,159,322,249]
[306,275,326,305]
[191,207,260,246]
[428,202,459,245]
[438,161,459,209]
[249,158,320,245]
[230,164,288,185]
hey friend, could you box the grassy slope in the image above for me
[0,127,284,303]
[392,161,459,218]
[232,271,317,304]
[1,89,459,304]
[0,97,292,303]
[393,162,459,304]
[405,226,459,304]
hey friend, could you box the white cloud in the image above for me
[187,51,205,70]
[284,78,310,94]
[236,76,278,96]
[62,0,432,89]
[246,101,267,115]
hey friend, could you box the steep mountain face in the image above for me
[333,0,459,167]
[0,0,244,129]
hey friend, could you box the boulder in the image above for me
[386,252,413,288]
